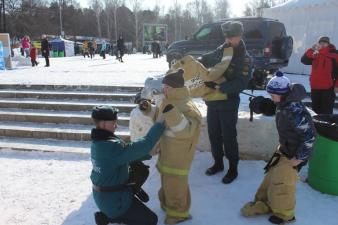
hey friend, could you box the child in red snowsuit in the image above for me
[30,45,38,67]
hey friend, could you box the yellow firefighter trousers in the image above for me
[243,155,299,220]
[158,173,191,223]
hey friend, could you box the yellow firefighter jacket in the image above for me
[156,87,202,176]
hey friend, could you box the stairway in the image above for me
[0,84,142,154]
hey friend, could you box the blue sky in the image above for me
[77,0,250,17]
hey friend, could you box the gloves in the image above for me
[260,98,276,116]
[204,81,218,89]
[162,104,174,113]
[249,96,276,116]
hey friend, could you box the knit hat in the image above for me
[162,69,185,88]
[221,21,244,38]
[318,36,330,44]
[266,71,290,95]
[91,106,119,121]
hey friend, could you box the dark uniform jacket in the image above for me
[200,40,251,110]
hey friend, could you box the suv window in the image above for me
[242,21,263,39]
[268,22,286,39]
[195,25,223,41]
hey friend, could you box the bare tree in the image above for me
[112,0,124,41]
[91,0,103,37]
[173,0,181,41]
[129,0,141,49]
[214,0,230,20]
[104,0,112,39]
[243,0,270,16]
[187,0,202,26]
[187,0,213,26]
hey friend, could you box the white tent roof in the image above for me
[272,0,338,9]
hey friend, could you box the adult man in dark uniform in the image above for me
[202,21,251,184]
[90,106,165,225]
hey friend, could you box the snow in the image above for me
[0,52,336,225]
[0,150,337,225]
[5,54,168,86]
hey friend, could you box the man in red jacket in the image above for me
[305,36,338,114]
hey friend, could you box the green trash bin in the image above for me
[308,114,338,196]
[59,51,64,57]
[53,51,58,57]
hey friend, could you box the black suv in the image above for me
[166,17,293,88]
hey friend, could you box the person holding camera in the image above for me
[302,36,338,114]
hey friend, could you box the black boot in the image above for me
[268,215,296,224]
[222,162,238,184]
[94,212,110,225]
[135,188,149,203]
[205,161,224,176]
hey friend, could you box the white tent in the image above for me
[263,0,338,75]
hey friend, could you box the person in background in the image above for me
[21,35,30,58]
[41,35,50,67]
[83,41,90,58]
[302,36,338,114]
[100,42,107,59]
[90,106,165,225]
[117,35,125,62]
[29,43,38,67]
[241,72,316,225]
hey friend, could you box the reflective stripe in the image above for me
[157,161,189,176]
[271,208,295,219]
[221,55,232,61]
[170,117,189,133]
[164,130,175,137]
[164,206,190,218]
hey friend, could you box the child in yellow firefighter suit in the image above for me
[241,72,316,224]
[140,69,202,224]
[159,69,201,224]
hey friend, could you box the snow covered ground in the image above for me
[0,54,337,225]
[0,150,337,225]
[3,53,311,90]
[3,54,168,86]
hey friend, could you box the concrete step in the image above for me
[0,121,129,141]
[0,90,137,102]
[0,136,90,154]
[0,84,143,93]
[0,109,130,126]
[0,99,136,113]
